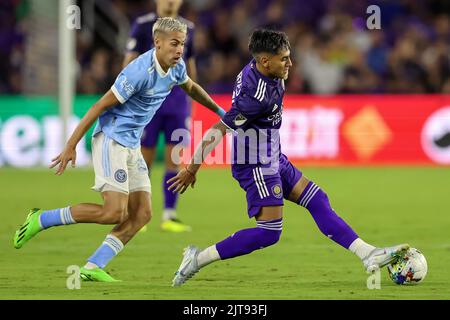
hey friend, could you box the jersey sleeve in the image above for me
[175,58,190,85]
[126,21,150,54]
[221,87,265,130]
[111,61,146,104]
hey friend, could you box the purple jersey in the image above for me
[126,13,195,116]
[222,60,302,218]
[222,59,285,174]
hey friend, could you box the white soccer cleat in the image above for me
[363,243,410,273]
[172,245,200,287]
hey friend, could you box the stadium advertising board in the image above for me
[0,96,94,167]
[190,95,450,166]
[0,95,449,167]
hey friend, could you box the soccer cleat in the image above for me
[172,245,200,287]
[161,218,192,233]
[363,243,410,273]
[80,267,121,282]
[13,208,44,249]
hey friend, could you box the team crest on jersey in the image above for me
[234,113,247,126]
[272,184,283,199]
[114,169,127,183]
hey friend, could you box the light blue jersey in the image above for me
[93,48,189,148]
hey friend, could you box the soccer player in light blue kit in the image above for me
[123,0,196,233]
[168,29,409,286]
[13,17,225,282]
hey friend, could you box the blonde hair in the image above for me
[152,17,187,37]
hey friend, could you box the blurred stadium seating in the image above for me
[1,0,450,167]
[1,0,449,95]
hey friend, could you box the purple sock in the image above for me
[215,219,282,260]
[298,181,358,249]
[164,170,179,210]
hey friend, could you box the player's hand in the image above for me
[49,146,77,175]
[167,168,197,194]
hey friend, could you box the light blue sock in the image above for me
[87,234,124,269]
[39,206,76,229]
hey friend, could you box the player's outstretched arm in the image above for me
[180,79,226,117]
[167,121,228,194]
[50,90,119,175]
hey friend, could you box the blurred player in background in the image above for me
[123,0,196,233]
[13,18,225,282]
[168,29,409,286]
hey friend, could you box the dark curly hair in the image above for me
[248,29,291,56]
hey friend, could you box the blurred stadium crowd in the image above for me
[1,0,450,95]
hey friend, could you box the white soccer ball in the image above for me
[387,248,428,285]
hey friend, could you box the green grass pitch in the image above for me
[1,165,449,299]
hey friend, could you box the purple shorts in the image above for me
[231,153,302,218]
[141,110,190,148]
[141,87,191,148]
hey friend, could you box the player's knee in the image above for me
[101,207,127,224]
[138,207,152,226]
[256,219,283,248]
[260,229,282,247]
[127,207,152,230]
[297,183,331,211]
[312,190,331,211]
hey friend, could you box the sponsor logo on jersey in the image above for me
[120,78,135,96]
[234,114,247,126]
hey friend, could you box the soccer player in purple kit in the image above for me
[123,0,196,232]
[168,29,409,286]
